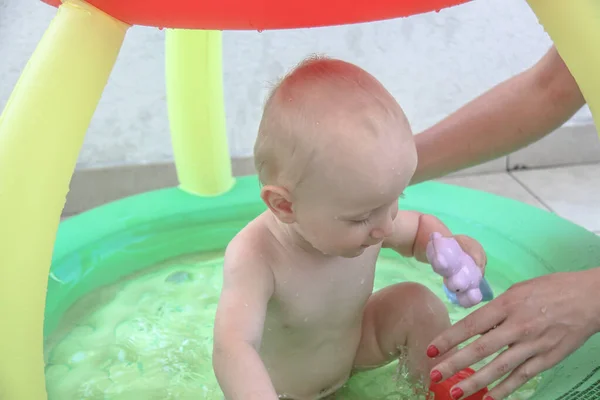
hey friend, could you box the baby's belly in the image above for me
[260,325,362,400]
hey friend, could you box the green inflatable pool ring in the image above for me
[46,176,600,399]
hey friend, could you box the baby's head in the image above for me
[255,55,417,257]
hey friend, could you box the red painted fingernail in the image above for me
[427,345,439,357]
[430,369,442,383]
[450,387,464,399]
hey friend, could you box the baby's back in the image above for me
[243,213,380,399]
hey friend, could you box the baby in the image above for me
[213,56,488,400]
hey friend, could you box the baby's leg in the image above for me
[353,282,454,386]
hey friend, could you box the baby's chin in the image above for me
[338,246,371,258]
[311,242,371,258]
[314,247,361,258]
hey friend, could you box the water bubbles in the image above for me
[45,252,539,399]
[70,351,86,364]
[165,271,192,284]
[45,364,70,383]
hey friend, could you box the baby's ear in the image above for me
[260,185,296,224]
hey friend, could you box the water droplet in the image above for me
[303,317,308,322]
[257,29,264,33]
[541,306,547,314]
[360,278,365,284]
[295,292,299,297]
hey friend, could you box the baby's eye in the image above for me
[351,218,369,225]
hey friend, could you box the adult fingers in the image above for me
[428,300,507,358]
[430,324,518,383]
[451,340,538,398]
[486,337,586,400]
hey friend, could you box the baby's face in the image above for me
[292,127,416,258]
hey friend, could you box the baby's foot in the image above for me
[428,368,488,400]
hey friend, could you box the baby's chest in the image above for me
[269,257,376,327]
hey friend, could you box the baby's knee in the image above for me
[375,282,445,318]
[412,282,446,309]
[393,282,448,322]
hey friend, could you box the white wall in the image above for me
[0,0,592,169]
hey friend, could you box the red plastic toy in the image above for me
[41,0,469,30]
[429,368,489,400]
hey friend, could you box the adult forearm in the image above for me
[213,341,279,400]
[411,46,585,184]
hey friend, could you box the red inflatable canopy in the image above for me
[41,0,469,30]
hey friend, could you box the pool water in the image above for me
[44,250,540,399]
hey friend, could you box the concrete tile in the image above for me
[63,157,257,215]
[512,164,600,231]
[436,172,549,210]
[509,125,600,170]
[231,156,256,176]
[64,163,179,215]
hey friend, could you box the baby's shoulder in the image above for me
[225,213,278,271]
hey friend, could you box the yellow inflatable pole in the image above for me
[527,0,600,132]
[165,29,235,196]
[0,1,128,398]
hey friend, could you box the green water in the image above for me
[44,250,540,399]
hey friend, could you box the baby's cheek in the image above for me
[350,229,370,245]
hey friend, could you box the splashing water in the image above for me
[44,250,540,399]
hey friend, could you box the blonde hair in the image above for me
[254,55,407,188]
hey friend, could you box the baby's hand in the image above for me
[426,233,492,308]
[452,234,487,274]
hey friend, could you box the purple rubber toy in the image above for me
[426,232,483,308]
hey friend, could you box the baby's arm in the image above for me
[382,211,487,268]
[213,236,278,400]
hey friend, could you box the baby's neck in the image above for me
[266,213,332,259]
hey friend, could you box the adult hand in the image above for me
[426,268,600,400]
